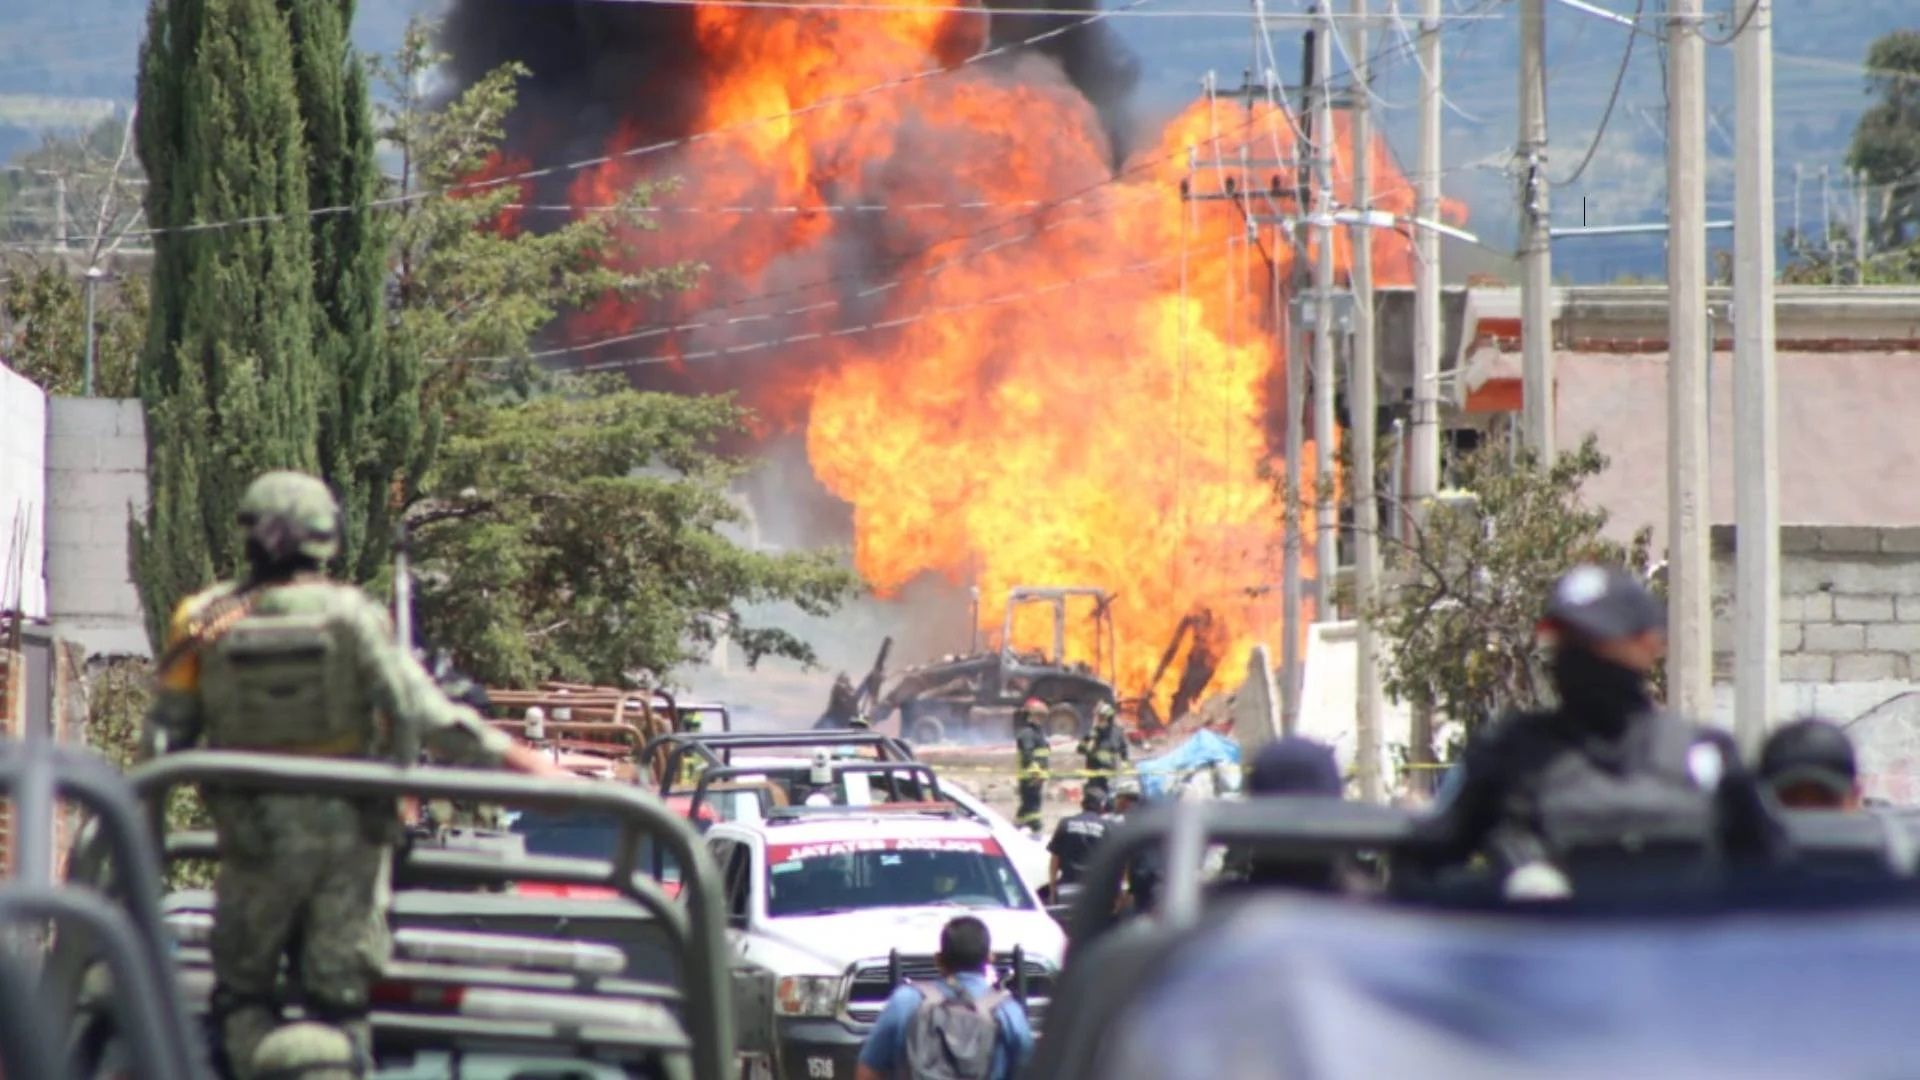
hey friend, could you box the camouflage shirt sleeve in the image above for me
[344,593,513,767]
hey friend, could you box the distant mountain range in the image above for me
[4,0,1907,283]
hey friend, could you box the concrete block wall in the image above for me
[1712,526,1920,683]
[0,364,48,618]
[1711,525,1920,802]
[45,398,150,658]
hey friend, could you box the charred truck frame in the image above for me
[872,586,1119,743]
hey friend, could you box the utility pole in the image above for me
[1412,0,1442,503]
[1283,281,1305,733]
[1404,0,1444,793]
[1518,0,1554,456]
[1667,0,1713,719]
[53,174,70,252]
[1853,170,1870,282]
[1732,0,1777,752]
[82,267,105,397]
[1791,163,1802,250]
[1348,0,1382,802]
[1311,3,1339,619]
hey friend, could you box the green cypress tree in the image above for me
[282,0,421,581]
[132,0,320,647]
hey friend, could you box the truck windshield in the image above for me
[765,840,1032,916]
[508,810,679,882]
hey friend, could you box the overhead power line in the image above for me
[579,0,1502,17]
[570,239,1228,374]
[1551,0,1644,186]
[53,0,1159,244]
[460,21,1450,369]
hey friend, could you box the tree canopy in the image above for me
[1369,437,1655,756]
[132,0,322,647]
[411,386,859,687]
[1848,29,1920,252]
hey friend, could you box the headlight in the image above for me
[775,974,844,1017]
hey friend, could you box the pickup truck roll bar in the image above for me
[120,751,735,1080]
[1067,798,1423,945]
[0,738,206,1080]
[1071,800,1920,945]
[646,730,916,793]
[687,760,948,822]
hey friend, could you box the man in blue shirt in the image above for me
[855,916,1034,1080]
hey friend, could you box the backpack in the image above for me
[901,978,1009,1080]
[201,607,366,757]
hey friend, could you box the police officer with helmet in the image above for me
[145,471,568,1077]
[1419,564,1776,896]
[1047,789,1111,896]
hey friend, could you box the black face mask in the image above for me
[1550,645,1651,737]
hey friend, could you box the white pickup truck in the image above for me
[706,809,1065,1080]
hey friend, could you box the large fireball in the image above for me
[568,0,1433,714]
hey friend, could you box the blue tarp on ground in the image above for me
[1135,729,1241,798]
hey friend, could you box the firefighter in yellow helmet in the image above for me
[1014,698,1051,835]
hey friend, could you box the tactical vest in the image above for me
[1515,711,1720,889]
[199,606,371,758]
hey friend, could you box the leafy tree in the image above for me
[0,257,146,397]
[1368,437,1655,760]
[0,111,146,256]
[411,386,860,687]
[376,21,851,686]
[1849,29,1920,252]
[132,0,322,648]
[1786,30,1920,285]
[370,19,696,412]
[283,0,417,582]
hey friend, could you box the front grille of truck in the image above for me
[844,953,1053,1026]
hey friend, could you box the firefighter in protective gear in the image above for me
[674,709,709,789]
[145,471,566,1078]
[1014,698,1051,834]
[1078,700,1129,800]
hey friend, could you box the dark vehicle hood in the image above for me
[1101,895,1920,1080]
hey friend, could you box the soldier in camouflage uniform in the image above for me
[146,471,565,1077]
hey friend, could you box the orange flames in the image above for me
[569,2,1441,714]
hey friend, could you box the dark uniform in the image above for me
[1078,709,1129,801]
[1419,566,1778,894]
[1047,808,1109,887]
[1014,701,1050,833]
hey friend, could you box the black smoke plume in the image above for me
[438,0,1141,166]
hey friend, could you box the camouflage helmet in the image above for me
[237,471,339,563]
[250,1021,362,1079]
